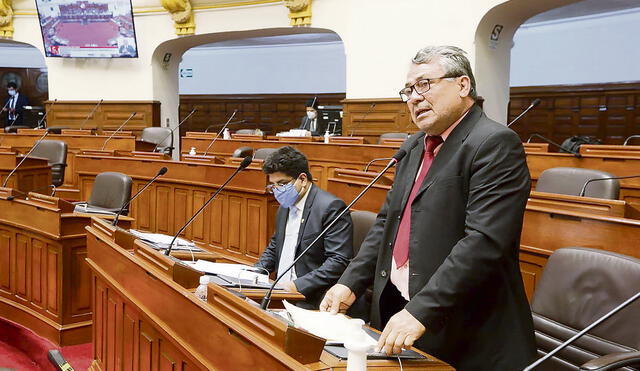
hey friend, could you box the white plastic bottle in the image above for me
[189,147,196,155]
[195,275,209,301]
[223,128,231,139]
[324,130,330,144]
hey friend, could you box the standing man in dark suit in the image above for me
[320,46,536,370]
[255,146,353,309]
[2,82,29,127]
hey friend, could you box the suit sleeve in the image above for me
[254,222,279,273]
[405,129,530,330]
[293,199,353,296]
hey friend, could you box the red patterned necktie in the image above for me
[392,135,443,268]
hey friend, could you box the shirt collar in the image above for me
[424,105,472,151]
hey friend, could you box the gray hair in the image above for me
[412,46,477,100]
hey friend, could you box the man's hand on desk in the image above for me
[375,309,425,355]
[319,284,356,314]
[281,280,297,292]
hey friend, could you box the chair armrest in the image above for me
[580,351,640,370]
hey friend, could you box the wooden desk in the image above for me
[180,136,399,189]
[326,168,391,213]
[86,217,451,371]
[0,152,51,193]
[0,189,131,346]
[75,154,279,263]
[526,150,640,218]
[0,132,136,200]
[527,191,628,217]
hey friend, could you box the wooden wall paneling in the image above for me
[341,98,416,144]
[179,93,345,137]
[510,82,640,145]
[45,100,161,137]
[0,231,10,293]
[0,67,49,119]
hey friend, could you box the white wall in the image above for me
[178,41,346,94]
[511,8,640,87]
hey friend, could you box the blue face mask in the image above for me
[7,89,16,96]
[273,182,299,208]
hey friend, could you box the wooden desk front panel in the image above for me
[76,156,278,262]
[0,167,51,194]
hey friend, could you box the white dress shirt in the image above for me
[8,93,18,121]
[277,184,312,282]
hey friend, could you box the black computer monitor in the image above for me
[317,105,343,135]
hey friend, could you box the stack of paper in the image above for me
[191,260,270,284]
[129,229,204,252]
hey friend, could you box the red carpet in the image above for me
[0,318,92,370]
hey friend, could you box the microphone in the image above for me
[260,147,408,310]
[364,157,394,172]
[6,114,20,130]
[523,290,640,371]
[528,133,581,158]
[579,174,640,197]
[202,110,238,156]
[38,99,58,129]
[623,135,640,146]
[101,112,136,150]
[164,156,252,256]
[204,119,244,133]
[2,130,49,189]
[350,103,376,136]
[112,166,168,226]
[507,98,540,128]
[153,108,197,152]
[78,99,103,130]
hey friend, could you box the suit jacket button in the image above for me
[381,270,387,277]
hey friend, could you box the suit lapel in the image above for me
[397,132,426,211]
[296,185,318,248]
[414,104,482,199]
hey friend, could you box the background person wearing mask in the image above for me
[254,146,353,309]
[298,97,324,135]
[2,82,29,127]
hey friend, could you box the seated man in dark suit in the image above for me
[2,82,29,127]
[298,98,325,136]
[254,146,353,309]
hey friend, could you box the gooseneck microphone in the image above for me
[153,108,197,152]
[101,112,136,150]
[79,99,103,130]
[364,157,394,172]
[579,174,640,197]
[350,103,376,136]
[507,98,541,128]
[38,99,58,129]
[623,135,640,146]
[260,147,408,310]
[523,290,640,371]
[164,156,253,256]
[2,130,49,188]
[112,167,168,226]
[528,133,581,158]
[203,109,238,156]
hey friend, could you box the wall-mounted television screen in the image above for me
[35,0,138,58]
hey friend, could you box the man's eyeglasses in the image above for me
[266,179,295,194]
[399,75,461,102]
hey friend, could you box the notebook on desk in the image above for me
[323,327,427,360]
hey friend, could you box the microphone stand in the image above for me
[101,112,136,150]
[112,167,168,226]
[350,103,376,136]
[507,98,541,128]
[153,108,197,152]
[260,149,406,310]
[528,133,581,158]
[523,290,640,371]
[2,130,49,188]
[38,99,58,129]
[164,156,252,256]
[79,99,103,130]
[623,135,640,146]
[579,174,640,197]
[364,157,393,172]
[203,110,237,156]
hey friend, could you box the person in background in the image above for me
[254,146,353,309]
[299,97,324,135]
[320,45,536,371]
[2,82,29,127]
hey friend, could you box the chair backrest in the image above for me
[141,127,173,148]
[535,167,620,199]
[88,172,133,212]
[30,140,67,187]
[350,210,377,256]
[232,146,254,158]
[378,132,408,144]
[235,129,255,135]
[253,148,277,160]
[530,247,640,371]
